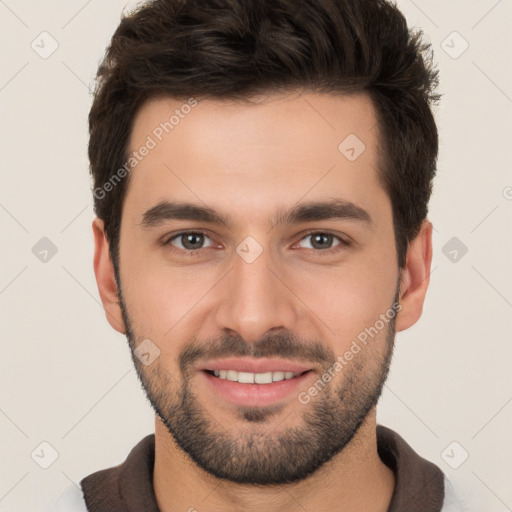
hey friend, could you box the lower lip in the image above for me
[200,370,313,407]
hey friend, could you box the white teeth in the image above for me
[272,371,285,382]
[254,372,272,384]
[226,370,238,381]
[237,371,254,384]
[210,369,299,383]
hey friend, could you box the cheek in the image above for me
[127,272,202,332]
[303,277,389,346]
[119,244,202,337]
[289,256,398,351]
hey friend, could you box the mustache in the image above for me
[178,332,336,375]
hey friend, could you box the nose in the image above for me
[214,244,299,343]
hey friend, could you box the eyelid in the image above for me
[296,228,351,242]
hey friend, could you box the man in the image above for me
[53,0,464,510]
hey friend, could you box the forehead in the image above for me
[123,91,387,227]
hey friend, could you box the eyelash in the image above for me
[162,230,350,257]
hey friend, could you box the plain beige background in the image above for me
[1,0,511,510]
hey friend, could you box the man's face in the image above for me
[113,91,401,484]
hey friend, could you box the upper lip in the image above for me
[198,357,314,374]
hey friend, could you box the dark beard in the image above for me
[118,280,397,485]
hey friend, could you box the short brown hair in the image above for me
[89,0,440,271]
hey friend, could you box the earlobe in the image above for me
[92,217,126,334]
[395,220,433,332]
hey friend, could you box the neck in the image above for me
[153,409,395,512]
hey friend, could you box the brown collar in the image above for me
[81,425,445,511]
[377,425,445,511]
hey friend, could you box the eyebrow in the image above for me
[140,198,372,230]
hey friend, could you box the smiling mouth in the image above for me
[203,369,312,384]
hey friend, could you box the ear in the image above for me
[92,217,126,334]
[395,220,433,332]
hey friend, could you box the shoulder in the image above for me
[49,484,88,512]
[441,473,497,512]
